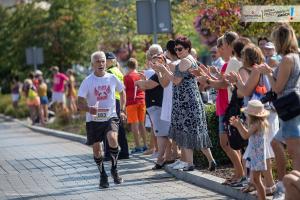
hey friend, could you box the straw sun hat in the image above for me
[241,100,269,117]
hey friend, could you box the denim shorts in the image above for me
[275,114,300,140]
[40,96,49,105]
[218,115,226,134]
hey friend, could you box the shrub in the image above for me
[0,95,12,113]
[0,94,29,119]
[55,107,71,125]
[4,105,16,117]
[194,104,230,168]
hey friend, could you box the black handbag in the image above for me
[223,86,248,150]
[273,90,300,121]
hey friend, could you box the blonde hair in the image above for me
[248,115,269,134]
[271,23,299,55]
[127,57,138,69]
[242,44,265,68]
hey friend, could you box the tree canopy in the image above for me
[0,0,299,93]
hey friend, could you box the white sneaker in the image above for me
[167,159,181,168]
[172,161,188,170]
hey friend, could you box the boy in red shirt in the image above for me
[124,58,148,153]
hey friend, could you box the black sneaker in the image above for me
[118,155,129,160]
[111,169,123,184]
[152,163,165,170]
[99,175,109,188]
[208,161,217,171]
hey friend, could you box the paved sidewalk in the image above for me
[0,118,232,200]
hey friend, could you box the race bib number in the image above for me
[93,108,112,122]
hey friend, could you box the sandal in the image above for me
[221,177,235,185]
[152,163,165,170]
[265,185,276,196]
[241,183,256,193]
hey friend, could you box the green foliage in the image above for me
[194,0,300,48]
[0,94,29,118]
[0,0,98,93]
[194,105,230,167]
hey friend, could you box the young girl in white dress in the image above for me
[230,100,269,200]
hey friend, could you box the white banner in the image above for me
[241,5,300,22]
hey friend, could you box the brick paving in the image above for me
[0,118,232,200]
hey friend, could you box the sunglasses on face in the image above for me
[174,47,184,52]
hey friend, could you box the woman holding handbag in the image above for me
[257,23,300,172]
[227,44,277,195]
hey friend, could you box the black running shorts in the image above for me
[85,117,119,145]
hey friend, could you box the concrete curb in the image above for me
[134,154,257,200]
[0,114,86,144]
[1,114,257,200]
[165,166,256,200]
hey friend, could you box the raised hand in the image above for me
[196,75,209,86]
[255,63,273,75]
[199,63,210,76]
[189,67,203,77]
[229,116,241,128]
[209,66,220,74]
[138,72,146,81]
[225,72,238,84]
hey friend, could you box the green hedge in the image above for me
[194,105,230,167]
[0,94,29,118]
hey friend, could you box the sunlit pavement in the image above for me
[0,118,232,200]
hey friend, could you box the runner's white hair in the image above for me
[91,51,106,63]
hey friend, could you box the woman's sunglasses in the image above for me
[174,47,184,52]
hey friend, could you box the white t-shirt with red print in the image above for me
[78,72,124,122]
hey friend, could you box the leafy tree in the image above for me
[194,0,300,47]
[44,0,99,69]
[0,0,99,93]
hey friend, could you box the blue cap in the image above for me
[105,52,116,60]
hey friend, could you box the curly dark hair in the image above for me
[175,36,192,53]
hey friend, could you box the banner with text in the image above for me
[241,5,300,22]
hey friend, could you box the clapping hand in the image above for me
[225,72,239,84]
[255,63,273,75]
[189,64,209,77]
[196,75,209,86]
[189,67,203,77]
[138,72,146,81]
[229,116,241,128]
[208,66,220,74]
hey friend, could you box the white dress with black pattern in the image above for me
[169,56,212,150]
